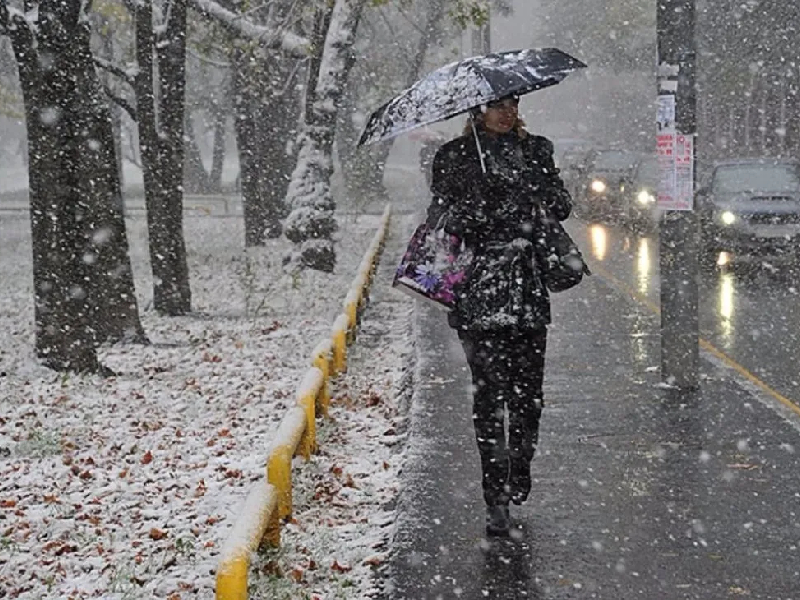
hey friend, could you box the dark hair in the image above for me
[487,94,520,108]
[469,94,521,116]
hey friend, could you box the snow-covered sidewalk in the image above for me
[0,209,415,599]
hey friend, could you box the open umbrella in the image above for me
[358,48,586,147]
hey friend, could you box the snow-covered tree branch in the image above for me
[93,56,137,87]
[103,83,137,120]
[189,0,310,57]
[0,3,35,40]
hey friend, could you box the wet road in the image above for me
[388,218,800,599]
[573,220,800,417]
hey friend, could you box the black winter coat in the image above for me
[426,129,572,333]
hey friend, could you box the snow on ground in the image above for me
[0,207,415,599]
[248,254,415,600]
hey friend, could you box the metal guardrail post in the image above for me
[216,482,280,599]
[215,204,393,600]
[265,407,307,521]
[296,368,323,458]
[312,340,333,417]
[331,314,349,376]
[344,289,361,344]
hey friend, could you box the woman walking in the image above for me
[426,95,572,537]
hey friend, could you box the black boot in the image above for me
[509,458,532,505]
[485,503,510,537]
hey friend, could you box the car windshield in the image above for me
[593,152,637,172]
[636,159,659,185]
[712,165,800,193]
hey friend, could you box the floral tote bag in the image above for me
[392,223,473,311]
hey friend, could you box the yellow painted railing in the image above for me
[215,205,392,600]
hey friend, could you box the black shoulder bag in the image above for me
[537,210,591,293]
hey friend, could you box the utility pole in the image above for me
[657,0,700,390]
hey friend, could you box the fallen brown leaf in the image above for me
[261,560,282,577]
[331,560,352,573]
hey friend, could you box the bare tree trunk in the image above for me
[13,6,98,371]
[785,80,800,153]
[744,96,753,153]
[778,76,788,156]
[156,0,191,312]
[727,106,735,150]
[232,45,270,246]
[339,66,390,206]
[229,0,304,246]
[759,88,768,154]
[765,75,783,156]
[284,0,367,272]
[5,0,145,372]
[81,54,148,345]
[255,56,303,231]
[341,0,446,203]
[408,0,447,87]
[184,113,213,194]
[134,0,192,315]
[210,102,227,190]
[99,31,126,191]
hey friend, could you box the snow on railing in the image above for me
[215,481,280,599]
[215,204,392,600]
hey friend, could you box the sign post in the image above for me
[657,0,700,390]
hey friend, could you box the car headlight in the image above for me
[637,190,655,205]
[591,180,607,193]
[720,211,737,226]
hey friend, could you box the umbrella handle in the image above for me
[469,113,488,174]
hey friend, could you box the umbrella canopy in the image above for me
[358,48,586,147]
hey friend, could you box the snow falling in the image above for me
[3,0,800,598]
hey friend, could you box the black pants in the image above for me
[459,328,547,506]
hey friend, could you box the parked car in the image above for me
[559,148,593,201]
[575,149,642,223]
[698,158,800,267]
[623,155,661,232]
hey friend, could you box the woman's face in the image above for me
[483,98,519,134]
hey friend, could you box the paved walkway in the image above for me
[386,235,800,600]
